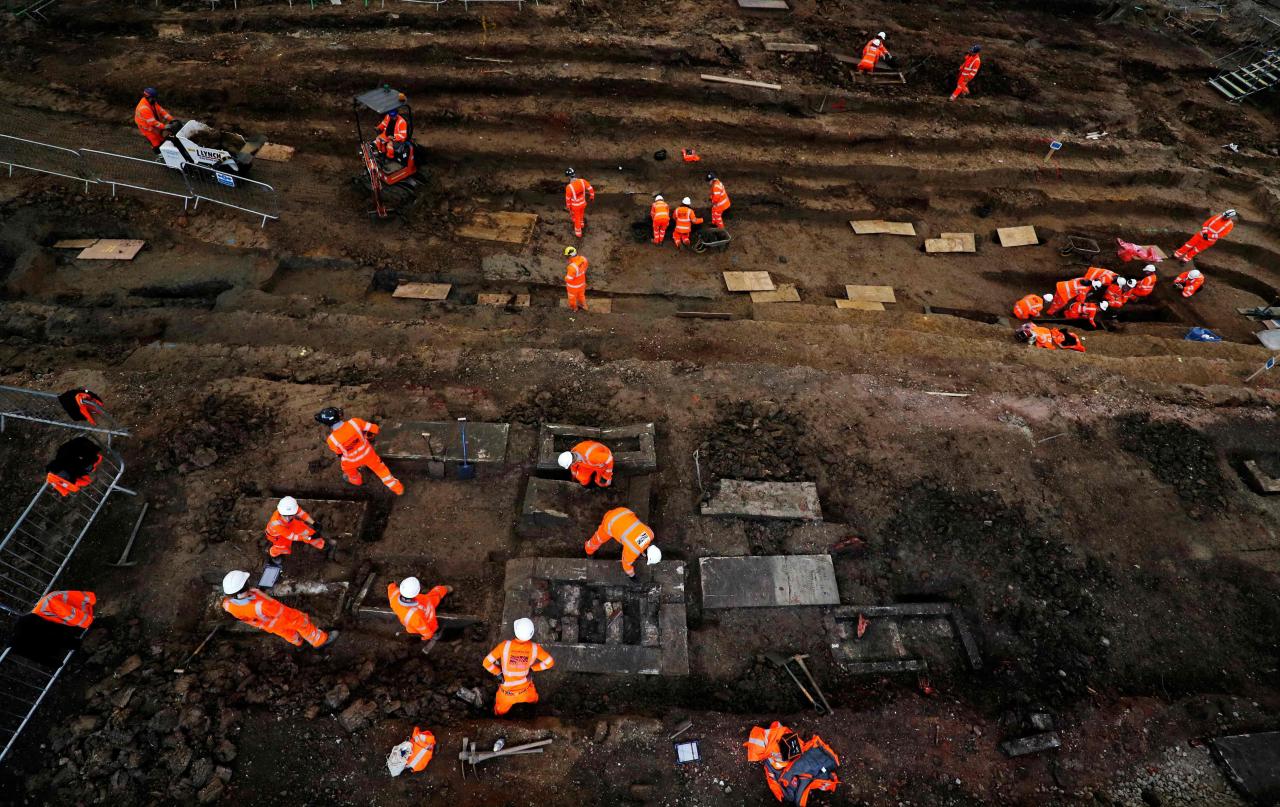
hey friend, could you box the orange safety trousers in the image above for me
[586,508,652,575]
[224,592,328,647]
[652,201,670,244]
[342,453,402,494]
[710,181,731,227]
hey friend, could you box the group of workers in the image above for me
[855,32,983,101]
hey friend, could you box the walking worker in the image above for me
[134,87,175,153]
[1174,209,1236,263]
[482,618,555,716]
[264,496,326,560]
[564,246,589,311]
[388,577,452,643]
[951,45,982,100]
[650,194,671,244]
[857,32,890,73]
[316,407,404,495]
[672,197,703,249]
[585,507,662,578]
[564,168,595,238]
[221,570,336,648]
[32,591,96,629]
[559,439,614,487]
[708,172,731,228]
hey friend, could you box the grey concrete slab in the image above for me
[1000,733,1062,757]
[701,480,822,521]
[1241,460,1280,494]
[699,555,839,609]
[535,422,658,474]
[1211,732,1280,802]
[659,604,690,675]
[540,643,661,675]
[840,659,926,675]
[378,420,509,463]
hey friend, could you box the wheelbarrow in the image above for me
[694,226,733,253]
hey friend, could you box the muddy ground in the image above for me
[1,0,1279,804]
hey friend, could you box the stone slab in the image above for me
[839,659,927,675]
[845,285,896,303]
[455,211,538,245]
[392,282,452,300]
[1000,733,1062,757]
[1241,460,1280,494]
[925,233,976,253]
[850,220,916,236]
[659,603,690,674]
[535,422,658,474]
[723,271,775,292]
[537,642,661,675]
[699,555,839,609]
[701,480,822,521]
[1211,731,1280,802]
[378,420,509,464]
[997,225,1039,247]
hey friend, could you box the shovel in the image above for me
[456,417,476,480]
[421,431,446,480]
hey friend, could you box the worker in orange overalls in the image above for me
[558,440,614,487]
[483,618,555,716]
[586,507,662,578]
[32,590,96,629]
[264,496,325,560]
[1173,268,1205,297]
[45,437,103,497]
[1045,277,1101,316]
[563,246,589,311]
[221,570,336,648]
[374,107,410,161]
[134,87,175,153]
[950,45,982,100]
[708,173,731,228]
[745,721,841,806]
[564,168,595,238]
[1012,293,1052,320]
[650,194,671,244]
[672,197,703,249]
[1017,322,1086,352]
[1064,299,1108,328]
[316,407,404,495]
[1083,266,1118,285]
[388,576,452,644]
[857,33,890,73]
[1125,264,1158,302]
[1102,279,1130,309]
[1174,209,1236,263]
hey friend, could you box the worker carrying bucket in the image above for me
[745,721,841,806]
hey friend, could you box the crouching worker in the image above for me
[45,436,103,496]
[1017,322,1086,352]
[221,570,337,649]
[745,721,841,806]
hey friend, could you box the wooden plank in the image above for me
[941,232,977,252]
[455,211,539,245]
[836,300,885,311]
[845,285,896,303]
[53,239,99,249]
[997,225,1039,248]
[832,52,859,65]
[750,283,800,304]
[764,42,818,52]
[392,282,452,300]
[675,311,734,319]
[701,74,783,91]
[737,0,789,8]
[850,220,916,236]
[559,298,613,313]
[254,143,295,162]
[477,293,513,306]
[76,239,145,261]
[723,271,775,292]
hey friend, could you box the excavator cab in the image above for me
[353,86,422,218]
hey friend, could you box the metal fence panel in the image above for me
[0,646,74,764]
[0,385,130,445]
[0,133,93,190]
[183,162,279,226]
[79,148,192,202]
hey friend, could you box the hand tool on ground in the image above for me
[765,651,821,713]
[421,633,440,656]
[108,501,149,567]
[420,431,446,479]
[669,718,693,740]
[349,572,376,614]
[456,417,476,480]
[790,653,834,714]
[458,737,552,777]
[173,626,220,673]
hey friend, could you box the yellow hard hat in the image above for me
[564,246,577,257]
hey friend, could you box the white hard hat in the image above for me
[645,545,662,565]
[399,577,421,598]
[1124,278,1136,287]
[1099,301,1109,310]
[557,451,574,470]
[654,194,664,201]
[1091,280,1102,288]
[681,197,692,206]
[278,496,299,516]
[877,31,887,38]
[1224,208,1237,218]
[1188,269,1202,279]
[514,617,536,641]
[222,570,251,595]
[1143,264,1156,273]
[1042,293,1053,302]
[871,38,882,45]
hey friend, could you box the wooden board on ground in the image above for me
[836,300,885,311]
[997,225,1039,248]
[53,239,99,249]
[751,283,800,303]
[864,71,906,84]
[723,271,775,292]
[925,232,976,254]
[477,293,513,306]
[701,74,783,91]
[850,220,916,236]
[255,142,295,162]
[845,285,896,303]
[455,211,538,245]
[737,0,789,8]
[559,298,613,313]
[76,240,145,260]
[764,42,818,52]
[392,282,452,300]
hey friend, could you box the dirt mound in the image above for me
[697,400,810,483]
[1115,414,1229,518]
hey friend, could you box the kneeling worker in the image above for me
[559,440,614,487]
[264,496,325,560]
[388,576,452,645]
[483,617,555,716]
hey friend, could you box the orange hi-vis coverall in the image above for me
[47,453,102,497]
[134,96,174,148]
[1046,278,1093,315]
[650,198,671,244]
[673,205,703,248]
[406,727,436,772]
[857,39,890,72]
[222,589,329,647]
[565,177,595,237]
[1173,270,1205,297]
[565,255,589,311]
[951,52,981,99]
[264,506,324,558]
[375,114,409,160]
[1127,273,1157,301]
[567,440,613,487]
[1175,213,1234,262]
[586,507,654,576]
[1012,294,1044,320]
[483,638,555,716]
[1063,300,1101,328]
[33,591,96,629]
[1102,282,1128,309]
[709,178,731,227]
[1083,266,1117,285]
[326,418,404,495]
[388,582,450,641]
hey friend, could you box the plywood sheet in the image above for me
[850,220,916,236]
[699,555,839,609]
[737,0,789,8]
[845,285,896,303]
[926,232,976,253]
[392,282,452,300]
[750,283,800,303]
[723,271,775,292]
[77,240,145,260]
[701,74,784,91]
[997,225,1039,247]
[255,143,295,162]
[836,300,885,310]
[477,293,513,306]
[53,239,99,249]
[559,298,613,313]
[455,211,538,245]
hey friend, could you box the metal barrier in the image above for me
[182,162,280,227]
[0,385,130,446]
[79,148,192,204]
[0,443,132,618]
[0,644,75,764]
[0,133,93,192]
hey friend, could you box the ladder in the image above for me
[1209,51,1280,102]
